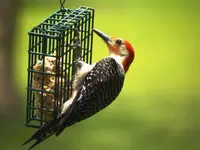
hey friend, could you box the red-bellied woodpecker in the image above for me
[22,28,135,149]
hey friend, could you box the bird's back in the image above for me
[56,57,125,135]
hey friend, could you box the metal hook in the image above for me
[60,0,66,16]
[60,0,66,8]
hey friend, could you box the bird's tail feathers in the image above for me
[22,116,62,150]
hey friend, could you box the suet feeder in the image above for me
[25,5,95,128]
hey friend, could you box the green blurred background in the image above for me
[0,0,200,149]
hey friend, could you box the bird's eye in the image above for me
[115,39,122,45]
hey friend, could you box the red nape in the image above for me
[123,40,135,72]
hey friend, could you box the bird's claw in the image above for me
[75,58,85,69]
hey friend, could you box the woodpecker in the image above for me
[22,28,135,149]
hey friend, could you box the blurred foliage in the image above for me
[0,0,200,150]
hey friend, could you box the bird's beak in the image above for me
[93,28,112,44]
[93,28,117,54]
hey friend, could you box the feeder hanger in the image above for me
[60,0,66,16]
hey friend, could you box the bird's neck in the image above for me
[108,54,125,71]
[109,54,132,73]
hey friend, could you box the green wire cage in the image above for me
[25,6,95,128]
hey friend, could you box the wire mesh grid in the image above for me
[25,6,95,128]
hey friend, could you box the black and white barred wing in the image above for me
[56,57,125,135]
